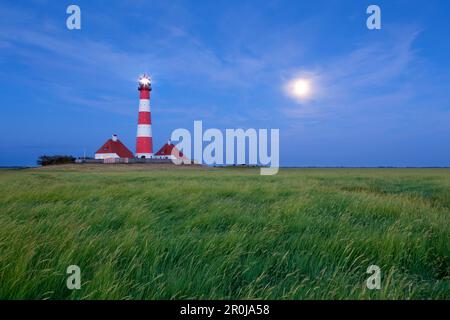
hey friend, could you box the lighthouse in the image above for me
[136,74,153,158]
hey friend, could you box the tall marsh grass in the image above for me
[0,165,448,299]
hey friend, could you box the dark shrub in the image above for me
[37,155,75,166]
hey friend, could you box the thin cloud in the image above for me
[281,27,422,120]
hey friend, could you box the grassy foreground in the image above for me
[0,165,448,299]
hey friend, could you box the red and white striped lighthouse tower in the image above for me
[136,74,153,158]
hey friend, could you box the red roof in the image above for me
[95,138,134,158]
[155,143,184,157]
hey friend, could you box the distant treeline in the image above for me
[37,155,75,166]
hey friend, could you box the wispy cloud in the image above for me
[281,27,422,120]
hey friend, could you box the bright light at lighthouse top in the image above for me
[138,74,152,90]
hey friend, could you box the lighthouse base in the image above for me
[136,153,154,159]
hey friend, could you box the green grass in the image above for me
[0,165,448,299]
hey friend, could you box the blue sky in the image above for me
[1,0,449,166]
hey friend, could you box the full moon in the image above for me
[289,78,311,98]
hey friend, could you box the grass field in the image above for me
[0,165,448,299]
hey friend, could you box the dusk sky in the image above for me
[1,0,449,166]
